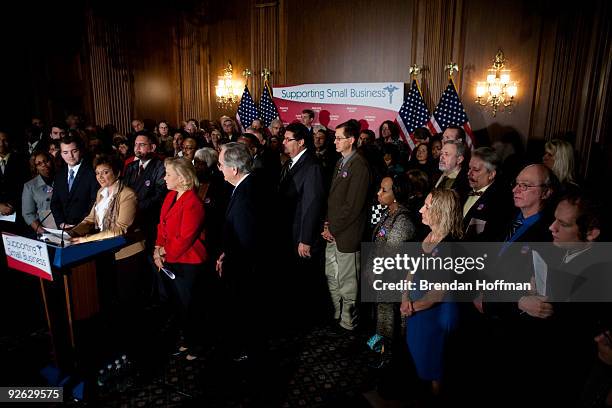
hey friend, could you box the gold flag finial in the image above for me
[242,68,252,86]
[446,62,459,78]
[409,64,421,79]
[261,68,271,82]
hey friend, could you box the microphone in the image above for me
[38,209,53,226]
[61,222,66,248]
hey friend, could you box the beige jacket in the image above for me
[71,182,144,259]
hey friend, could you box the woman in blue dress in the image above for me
[400,188,463,396]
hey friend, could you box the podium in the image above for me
[41,237,127,369]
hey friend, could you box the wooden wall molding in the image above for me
[86,10,133,135]
[412,0,465,110]
[251,1,281,99]
[175,15,210,124]
[529,0,612,176]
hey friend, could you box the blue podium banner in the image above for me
[47,236,127,268]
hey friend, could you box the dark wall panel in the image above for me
[285,0,413,84]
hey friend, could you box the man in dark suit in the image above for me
[278,123,326,326]
[545,192,611,406]
[238,132,280,189]
[301,109,315,137]
[50,135,99,229]
[123,132,168,304]
[322,119,371,332]
[216,142,267,361]
[462,147,512,240]
[478,163,560,406]
[0,130,28,232]
[499,163,558,245]
[279,123,325,257]
[123,132,167,248]
[313,128,340,193]
[434,139,470,198]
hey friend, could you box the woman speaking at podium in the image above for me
[154,157,206,361]
[69,153,145,319]
[69,154,140,247]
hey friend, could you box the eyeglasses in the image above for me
[511,181,546,191]
[283,138,297,143]
[134,142,150,148]
[335,136,351,141]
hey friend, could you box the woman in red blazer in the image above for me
[154,157,206,360]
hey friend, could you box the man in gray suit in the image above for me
[322,119,371,332]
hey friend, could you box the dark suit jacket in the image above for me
[314,148,341,193]
[462,179,513,241]
[482,210,554,318]
[327,151,371,253]
[278,151,325,248]
[0,152,29,231]
[252,147,281,189]
[123,157,167,213]
[0,152,28,210]
[123,157,167,244]
[222,174,264,277]
[50,161,99,226]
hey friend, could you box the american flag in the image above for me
[259,80,280,127]
[396,79,431,150]
[236,85,260,132]
[429,79,476,148]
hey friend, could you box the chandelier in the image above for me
[215,61,241,108]
[475,49,518,117]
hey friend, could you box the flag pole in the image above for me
[409,64,425,96]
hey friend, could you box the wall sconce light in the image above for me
[475,49,517,117]
[215,61,241,108]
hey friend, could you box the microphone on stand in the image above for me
[37,210,53,233]
[61,222,66,248]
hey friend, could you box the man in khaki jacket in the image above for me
[322,119,371,332]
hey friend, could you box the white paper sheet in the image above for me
[42,227,72,240]
[161,267,176,280]
[532,250,548,296]
[0,213,16,222]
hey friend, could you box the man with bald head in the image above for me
[504,163,558,243]
[478,164,560,406]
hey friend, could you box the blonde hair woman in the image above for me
[400,188,463,398]
[543,139,576,185]
[155,157,206,360]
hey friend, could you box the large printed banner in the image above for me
[273,82,404,132]
[2,233,52,281]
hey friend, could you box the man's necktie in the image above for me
[279,159,292,184]
[439,176,450,188]
[68,169,75,192]
[506,216,524,241]
[138,163,145,178]
[0,159,5,175]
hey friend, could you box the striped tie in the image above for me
[68,169,75,192]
